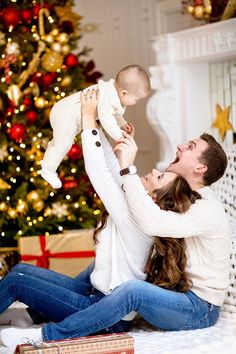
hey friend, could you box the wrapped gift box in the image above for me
[19,230,95,277]
[14,333,134,354]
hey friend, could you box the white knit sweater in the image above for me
[122,175,231,306]
[81,129,153,296]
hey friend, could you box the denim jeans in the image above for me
[2,263,130,334]
[42,278,220,341]
[2,264,220,341]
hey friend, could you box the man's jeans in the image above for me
[1,263,220,341]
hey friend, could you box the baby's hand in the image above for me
[121,122,135,138]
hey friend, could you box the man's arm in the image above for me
[114,133,221,238]
[122,174,218,238]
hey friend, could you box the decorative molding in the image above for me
[147,18,236,169]
[147,65,179,170]
[151,18,236,65]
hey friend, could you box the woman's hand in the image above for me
[81,89,99,129]
[113,132,138,169]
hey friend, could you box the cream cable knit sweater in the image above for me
[81,129,153,297]
[122,175,231,306]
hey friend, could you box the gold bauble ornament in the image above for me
[44,207,52,217]
[61,45,71,55]
[41,50,63,72]
[204,5,212,15]
[51,42,62,53]
[61,76,72,87]
[187,6,194,14]
[26,190,40,202]
[51,28,60,37]
[33,200,44,212]
[0,202,7,211]
[194,5,204,18]
[34,96,47,109]
[16,200,28,214]
[58,32,69,43]
[8,208,18,219]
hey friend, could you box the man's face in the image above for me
[166,138,208,179]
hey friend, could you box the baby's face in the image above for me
[119,89,148,107]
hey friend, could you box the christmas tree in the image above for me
[0,0,103,246]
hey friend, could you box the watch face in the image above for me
[129,166,137,174]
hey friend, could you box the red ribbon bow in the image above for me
[21,235,95,269]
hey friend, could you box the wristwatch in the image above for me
[120,165,137,176]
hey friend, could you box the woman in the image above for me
[1,90,208,350]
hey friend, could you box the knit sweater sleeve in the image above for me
[122,175,221,238]
[81,129,127,221]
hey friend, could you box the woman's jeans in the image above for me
[1,263,220,341]
[5,263,130,333]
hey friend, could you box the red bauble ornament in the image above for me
[8,123,26,142]
[62,178,79,191]
[67,143,83,161]
[25,110,37,124]
[42,72,58,88]
[23,97,32,107]
[194,0,203,5]
[21,8,33,23]
[2,7,21,28]
[64,54,78,68]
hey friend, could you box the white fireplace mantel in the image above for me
[147,18,236,170]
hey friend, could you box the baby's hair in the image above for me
[115,64,151,93]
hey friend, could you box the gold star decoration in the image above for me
[55,1,82,28]
[212,104,233,141]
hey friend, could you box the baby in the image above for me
[40,64,151,188]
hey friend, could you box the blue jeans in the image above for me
[2,264,220,341]
[43,279,220,341]
[2,263,130,334]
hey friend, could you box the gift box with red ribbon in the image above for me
[14,333,134,354]
[18,229,95,276]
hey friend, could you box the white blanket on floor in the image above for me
[0,308,235,354]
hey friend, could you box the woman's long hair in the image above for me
[146,176,201,292]
[93,175,201,292]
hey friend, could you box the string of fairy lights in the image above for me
[0,0,102,240]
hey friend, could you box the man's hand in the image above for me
[113,132,138,169]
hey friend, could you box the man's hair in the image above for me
[200,133,228,186]
[115,64,151,93]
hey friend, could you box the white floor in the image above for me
[0,307,235,354]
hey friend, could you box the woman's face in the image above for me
[140,169,177,195]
